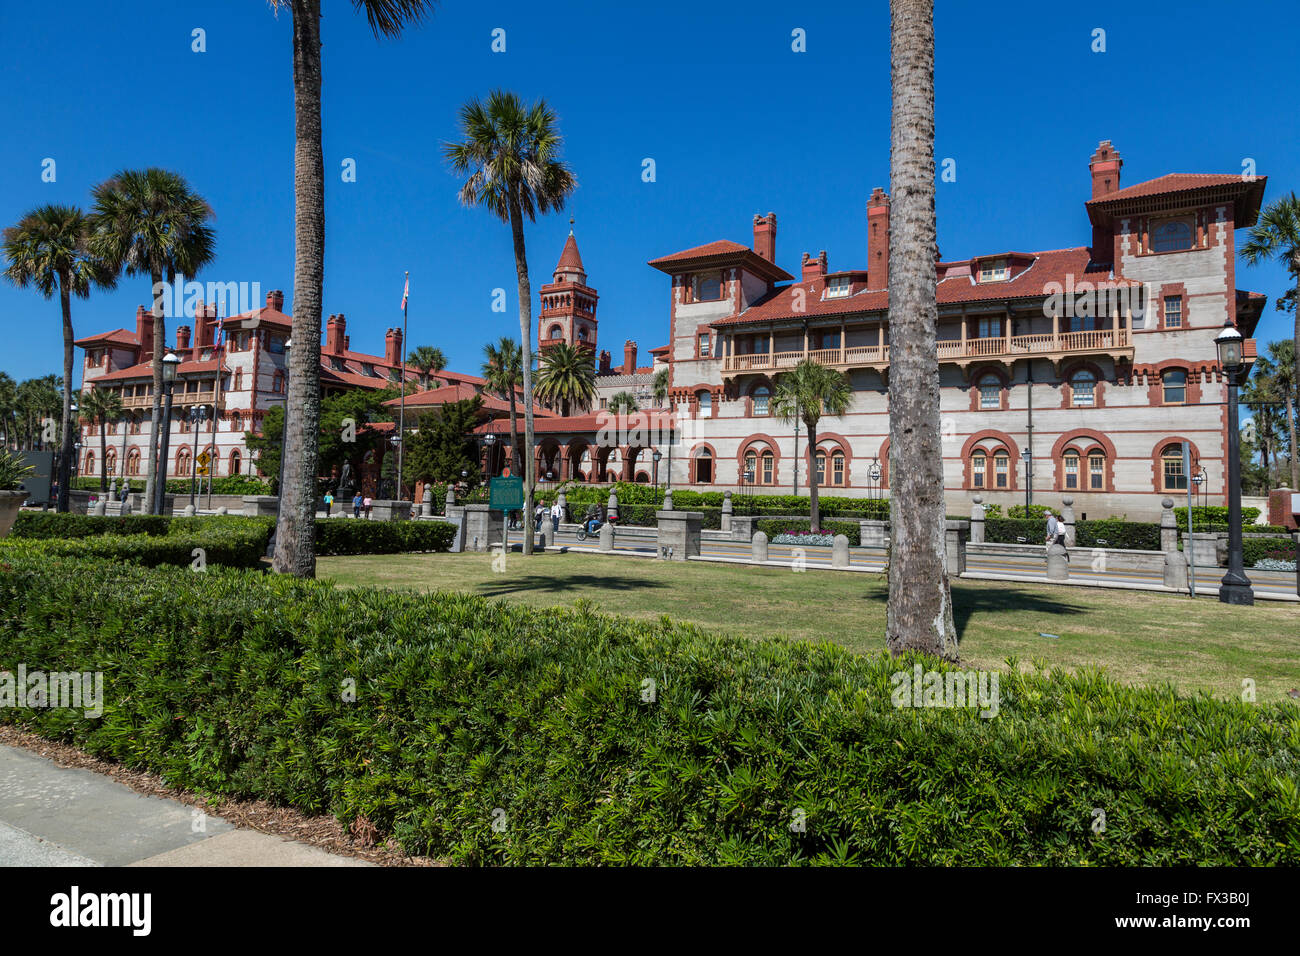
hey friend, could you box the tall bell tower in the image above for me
[538,220,599,352]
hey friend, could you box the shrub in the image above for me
[1008,504,1052,520]
[1242,537,1297,569]
[982,518,1043,545]
[11,511,170,539]
[756,518,860,545]
[314,518,456,556]
[0,523,270,569]
[1075,520,1161,552]
[1174,506,1261,532]
[0,552,1297,865]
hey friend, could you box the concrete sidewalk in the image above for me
[0,745,370,867]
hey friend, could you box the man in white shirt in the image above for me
[550,500,563,534]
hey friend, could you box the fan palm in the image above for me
[89,168,215,513]
[652,366,670,407]
[80,388,124,492]
[607,391,638,414]
[536,342,596,417]
[771,360,850,533]
[265,0,437,576]
[408,344,447,390]
[1241,192,1300,489]
[3,205,116,511]
[482,336,523,477]
[446,89,577,556]
[886,0,958,661]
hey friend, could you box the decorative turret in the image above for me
[538,219,599,352]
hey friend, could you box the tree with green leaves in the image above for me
[317,388,394,484]
[536,342,596,417]
[1263,339,1297,488]
[1241,191,1300,489]
[408,344,447,390]
[4,205,117,512]
[885,0,958,661]
[0,372,16,449]
[89,169,215,513]
[12,375,62,450]
[770,360,851,533]
[245,404,285,487]
[80,388,124,492]
[607,391,638,414]
[265,0,437,576]
[407,396,484,487]
[446,89,577,556]
[482,336,523,476]
[652,366,670,408]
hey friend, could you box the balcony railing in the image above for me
[722,329,1131,373]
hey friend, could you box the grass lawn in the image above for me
[317,550,1300,703]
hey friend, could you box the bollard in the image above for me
[445,486,456,515]
[421,487,433,518]
[1163,549,1188,591]
[607,489,619,522]
[969,495,985,544]
[1046,541,1069,580]
[538,526,550,551]
[92,498,107,517]
[599,520,614,552]
[831,534,849,569]
[183,504,196,517]
[1159,497,1178,552]
[1061,496,1076,548]
[663,488,675,512]
[752,530,769,563]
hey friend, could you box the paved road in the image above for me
[0,745,369,867]
[536,527,1299,599]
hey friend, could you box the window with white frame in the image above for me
[825,276,851,298]
[1070,370,1096,407]
[692,272,722,301]
[978,374,1001,410]
[979,258,1010,282]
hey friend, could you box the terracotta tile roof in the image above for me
[556,233,584,273]
[387,382,553,417]
[648,240,794,282]
[476,413,601,435]
[711,248,1137,327]
[92,358,225,382]
[1086,173,1248,204]
[1085,173,1267,226]
[74,328,138,347]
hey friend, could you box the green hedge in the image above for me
[1243,537,1297,568]
[72,475,273,495]
[1,551,1297,864]
[0,521,270,569]
[545,482,890,519]
[11,511,170,539]
[1075,520,1161,552]
[983,518,1045,545]
[314,519,456,556]
[755,518,860,545]
[1174,506,1261,532]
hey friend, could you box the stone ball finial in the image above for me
[1062,496,1073,507]
[972,495,982,504]
[1161,497,1174,509]
[723,490,732,499]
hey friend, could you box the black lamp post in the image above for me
[189,404,208,507]
[869,461,882,500]
[1215,321,1254,605]
[154,352,181,515]
[1022,449,1033,512]
[484,431,497,477]
[652,449,662,489]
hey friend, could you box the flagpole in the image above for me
[397,271,408,501]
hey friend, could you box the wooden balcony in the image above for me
[722,329,1132,377]
[118,390,219,409]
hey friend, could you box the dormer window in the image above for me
[692,272,723,302]
[825,276,851,299]
[362,363,374,376]
[978,258,1010,282]
[1152,219,1193,253]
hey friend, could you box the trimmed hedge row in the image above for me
[0,521,271,569]
[544,482,891,519]
[756,518,860,545]
[982,517,1163,551]
[1243,537,1298,569]
[1,551,1297,864]
[315,518,456,556]
[11,511,171,539]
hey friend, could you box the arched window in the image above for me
[231,413,242,433]
[84,451,95,475]
[993,451,1009,488]
[130,415,141,435]
[1088,451,1105,490]
[126,448,141,476]
[971,451,987,488]
[694,448,713,484]
[105,448,117,476]
[744,451,757,484]
[815,451,826,485]
[1070,370,1096,407]
[577,327,587,343]
[1152,219,1193,253]
[1162,369,1187,404]
[693,272,722,301]
[979,374,1001,410]
[1161,443,1187,491]
[831,450,845,486]
[176,448,192,477]
[761,450,774,485]
[752,386,770,416]
[549,325,563,340]
[1063,450,1080,490]
[229,449,242,476]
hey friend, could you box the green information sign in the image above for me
[488,476,524,511]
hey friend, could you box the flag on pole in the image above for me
[401,273,409,314]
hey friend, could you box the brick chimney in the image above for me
[385,327,403,366]
[623,340,638,375]
[266,289,285,312]
[801,250,828,283]
[135,305,154,358]
[1089,141,1123,263]
[867,188,890,290]
[599,349,611,375]
[176,325,191,351]
[193,302,210,349]
[752,212,777,263]
[325,313,346,355]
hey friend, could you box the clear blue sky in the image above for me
[1,0,1296,386]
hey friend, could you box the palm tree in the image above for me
[482,336,523,477]
[607,391,638,414]
[886,0,958,661]
[265,0,436,577]
[80,388,124,492]
[1241,192,1300,490]
[1243,357,1282,479]
[770,360,851,533]
[536,342,596,417]
[408,344,447,390]
[89,169,215,514]
[1260,340,1297,485]
[3,205,116,512]
[652,366,670,408]
[446,90,577,556]
[0,373,16,449]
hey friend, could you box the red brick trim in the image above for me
[968,364,1011,411]
[1138,360,1204,406]
[737,433,782,485]
[876,437,890,490]
[1150,436,1203,494]
[1059,360,1108,409]
[689,442,718,484]
[1050,429,1117,492]
[961,429,1020,491]
[1155,283,1189,330]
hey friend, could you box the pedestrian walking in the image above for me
[363,495,373,519]
[535,503,545,534]
[550,499,562,534]
[1046,511,1069,560]
[353,492,363,518]
[323,491,333,517]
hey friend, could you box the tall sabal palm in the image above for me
[886,0,958,661]
[771,360,851,533]
[14,375,61,450]
[3,205,116,512]
[1241,192,1300,490]
[652,366,670,408]
[446,90,577,556]
[1243,358,1282,477]
[408,344,447,390]
[536,342,596,417]
[0,372,16,449]
[482,336,523,477]
[266,0,436,576]
[607,391,638,414]
[89,169,215,514]
[80,388,124,492]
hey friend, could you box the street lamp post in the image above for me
[1215,321,1254,606]
[1022,449,1033,513]
[483,431,497,477]
[652,449,662,489]
[154,353,181,515]
[189,405,208,508]
[869,461,882,500]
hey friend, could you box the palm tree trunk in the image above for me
[273,0,325,578]
[885,0,958,661]
[807,419,820,532]
[1283,385,1299,490]
[143,268,165,514]
[508,196,536,556]
[57,279,74,513]
[1291,263,1300,489]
